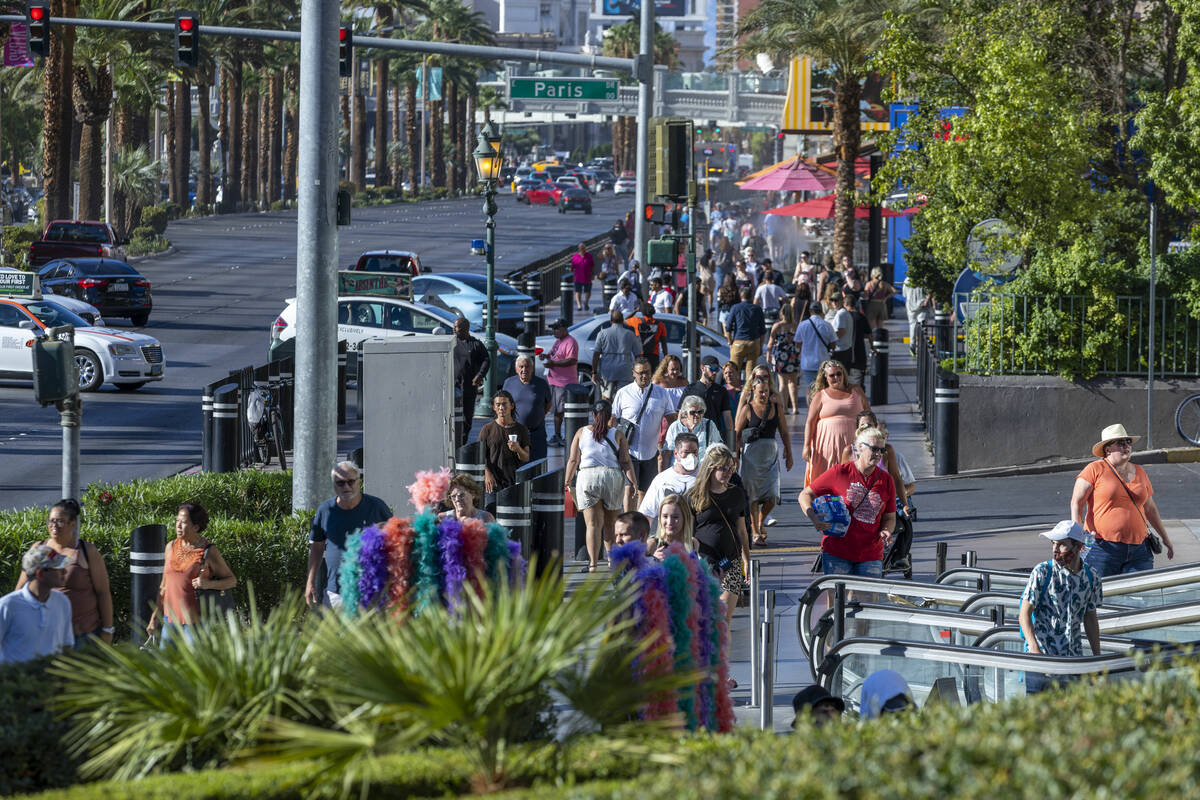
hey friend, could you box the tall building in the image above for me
[585,0,711,71]
[713,0,760,71]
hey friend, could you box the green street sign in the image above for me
[509,77,619,102]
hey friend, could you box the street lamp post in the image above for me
[473,121,504,401]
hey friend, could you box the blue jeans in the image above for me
[801,369,819,390]
[1084,538,1153,578]
[822,553,883,577]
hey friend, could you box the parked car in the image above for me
[411,273,535,334]
[557,187,593,214]
[0,267,104,324]
[0,295,165,391]
[35,258,153,326]
[592,170,618,191]
[614,175,637,195]
[533,313,730,386]
[28,220,127,267]
[515,178,547,203]
[349,250,424,276]
[510,166,533,193]
[524,182,565,205]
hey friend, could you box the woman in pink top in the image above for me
[803,360,869,487]
[571,242,594,311]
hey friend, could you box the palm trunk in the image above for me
[257,93,268,202]
[446,80,459,192]
[391,85,402,196]
[465,90,476,187]
[217,70,229,209]
[77,123,103,219]
[352,88,366,189]
[268,71,283,204]
[831,75,862,266]
[166,83,177,205]
[404,81,417,190]
[197,82,212,206]
[228,62,243,209]
[42,0,76,221]
[176,79,192,208]
[241,88,258,207]
[284,64,298,201]
[431,98,444,188]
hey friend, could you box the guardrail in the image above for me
[915,314,958,474]
[505,230,613,324]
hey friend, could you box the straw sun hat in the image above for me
[1091,423,1141,458]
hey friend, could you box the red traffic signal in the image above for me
[644,203,667,224]
[173,11,199,68]
[339,26,353,78]
[25,1,49,59]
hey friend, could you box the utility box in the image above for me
[363,337,455,513]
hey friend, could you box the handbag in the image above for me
[196,545,237,618]
[809,317,835,355]
[615,384,653,444]
[1103,461,1163,555]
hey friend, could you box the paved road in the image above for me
[0,192,634,511]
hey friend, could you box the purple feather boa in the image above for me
[356,525,389,611]
[438,517,468,609]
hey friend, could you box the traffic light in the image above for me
[25,1,49,59]
[173,11,199,68]
[31,335,76,407]
[652,117,690,200]
[643,203,667,224]
[339,26,353,78]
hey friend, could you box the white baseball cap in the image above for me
[1041,520,1086,544]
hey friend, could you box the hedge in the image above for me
[0,657,78,796]
[0,471,310,639]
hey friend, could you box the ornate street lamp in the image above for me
[472,121,504,400]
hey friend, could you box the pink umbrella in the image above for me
[738,156,837,192]
[766,194,903,219]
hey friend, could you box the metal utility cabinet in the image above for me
[363,337,455,512]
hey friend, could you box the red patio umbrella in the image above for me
[737,155,836,192]
[765,194,904,219]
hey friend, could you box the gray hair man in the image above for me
[502,353,552,461]
[305,460,393,609]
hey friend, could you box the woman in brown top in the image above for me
[16,498,114,645]
[146,503,237,645]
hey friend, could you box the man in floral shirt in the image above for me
[1019,520,1102,691]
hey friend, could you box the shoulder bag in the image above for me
[809,317,835,355]
[196,544,237,619]
[615,384,652,444]
[1102,461,1163,555]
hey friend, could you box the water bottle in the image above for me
[1082,529,1095,559]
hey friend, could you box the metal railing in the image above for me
[959,292,1200,377]
[505,230,612,318]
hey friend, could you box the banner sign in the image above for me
[337,271,413,300]
[601,0,687,17]
[782,57,891,134]
[3,24,34,67]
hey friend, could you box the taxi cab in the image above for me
[0,293,166,392]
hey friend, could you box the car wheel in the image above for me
[75,349,104,392]
[115,382,147,391]
[130,312,150,326]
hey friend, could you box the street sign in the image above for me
[0,271,38,298]
[336,271,412,300]
[509,77,618,101]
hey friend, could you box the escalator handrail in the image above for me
[973,627,1173,650]
[936,566,1029,588]
[957,591,1141,616]
[940,561,1200,595]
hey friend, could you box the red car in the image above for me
[525,182,568,205]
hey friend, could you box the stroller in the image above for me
[881,499,914,580]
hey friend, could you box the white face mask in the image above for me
[678,453,698,472]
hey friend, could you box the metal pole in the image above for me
[935,541,948,577]
[632,0,654,271]
[1147,201,1157,450]
[749,558,761,707]
[104,94,113,225]
[420,55,427,188]
[292,0,340,511]
[833,581,846,643]
[686,152,698,383]
[758,588,775,731]
[60,393,80,500]
[483,180,498,400]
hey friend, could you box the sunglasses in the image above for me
[1109,438,1133,448]
[685,410,703,417]
[858,443,887,455]
[333,478,357,487]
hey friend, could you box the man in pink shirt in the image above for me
[540,317,579,446]
[571,242,595,312]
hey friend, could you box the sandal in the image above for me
[753,534,768,547]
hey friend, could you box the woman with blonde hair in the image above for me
[839,411,910,517]
[804,360,868,486]
[652,493,695,559]
[862,266,896,330]
[736,376,794,546]
[686,445,749,624]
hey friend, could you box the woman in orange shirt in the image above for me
[146,503,237,645]
[1070,424,1174,577]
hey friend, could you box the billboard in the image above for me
[602,0,687,17]
[781,57,891,134]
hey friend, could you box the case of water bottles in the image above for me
[813,495,851,537]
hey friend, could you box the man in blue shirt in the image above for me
[306,460,393,609]
[503,355,552,461]
[723,287,766,385]
[794,302,837,388]
[0,544,73,664]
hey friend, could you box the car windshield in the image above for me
[77,260,138,276]
[23,299,90,328]
[416,302,459,325]
[360,254,414,272]
[448,275,520,296]
[45,224,109,244]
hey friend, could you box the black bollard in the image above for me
[201,380,217,472]
[455,441,485,487]
[337,340,348,425]
[525,275,541,303]
[532,468,566,575]
[869,328,889,406]
[453,393,464,450]
[517,331,536,363]
[560,274,574,327]
[601,278,617,314]
[278,357,294,449]
[934,367,959,476]
[130,524,167,637]
[516,457,548,484]
[933,310,952,359]
[496,480,533,558]
[211,383,239,472]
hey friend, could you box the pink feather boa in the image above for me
[407,466,451,513]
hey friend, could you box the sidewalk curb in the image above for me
[921,447,1200,481]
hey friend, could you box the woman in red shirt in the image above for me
[146,503,237,645]
[1070,423,1174,577]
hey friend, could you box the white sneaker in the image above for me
[764,515,777,527]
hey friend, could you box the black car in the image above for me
[36,258,153,326]
[558,187,593,214]
[593,169,617,191]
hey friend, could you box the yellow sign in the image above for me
[782,57,891,134]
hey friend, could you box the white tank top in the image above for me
[579,428,620,469]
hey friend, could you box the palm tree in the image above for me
[43,0,80,221]
[112,144,161,234]
[602,21,677,173]
[730,0,891,264]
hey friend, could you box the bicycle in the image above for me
[246,385,288,470]
[1176,393,1200,446]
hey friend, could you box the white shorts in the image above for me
[576,466,624,511]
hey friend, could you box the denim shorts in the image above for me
[1084,537,1153,578]
[822,553,883,577]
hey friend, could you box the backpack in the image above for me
[635,318,661,355]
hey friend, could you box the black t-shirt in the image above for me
[479,420,530,490]
[850,309,871,370]
[453,336,489,389]
[682,378,732,434]
[691,484,747,565]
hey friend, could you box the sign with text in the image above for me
[509,77,619,102]
[602,0,687,16]
[3,23,33,67]
[0,271,37,297]
[337,271,412,300]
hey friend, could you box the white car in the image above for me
[534,312,730,385]
[0,267,104,324]
[0,296,165,391]
[555,175,583,191]
[613,176,637,195]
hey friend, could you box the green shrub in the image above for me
[1,223,38,268]
[189,202,214,218]
[0,657,79,796]
[160,201,183,221]
[268,200,289,212]
[126,229,169,257]
[139,205,168,236]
